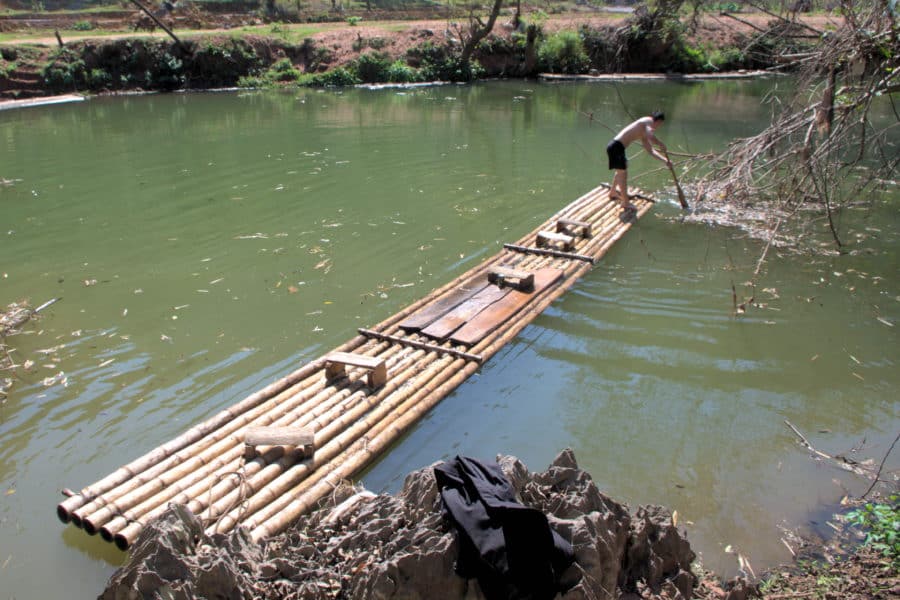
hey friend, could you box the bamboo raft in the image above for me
[57,184,655,550]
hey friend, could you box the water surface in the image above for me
[1,80,897,598]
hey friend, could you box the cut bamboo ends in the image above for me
[58,184,655,549]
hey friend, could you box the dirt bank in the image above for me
[0,11,839,101]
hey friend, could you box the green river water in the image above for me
[1,80,897,599]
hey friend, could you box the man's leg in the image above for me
[612,169,628,205]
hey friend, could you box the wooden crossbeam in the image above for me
[503,243,595,264]
[357,328,483,363]
[324,352,387,389]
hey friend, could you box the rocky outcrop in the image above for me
[101,449,699,599]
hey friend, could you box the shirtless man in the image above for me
[606,111,671,211]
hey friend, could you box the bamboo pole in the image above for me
[242,353,472,537]
[58,356,329,523]
[75,334,392,531]
[112,344,421,547]
[101,342,407,542]
[92,382,361,539]
[68,184,656,547]
[75,359,341,531]
[197,347,448,537]
[235,237,602,537]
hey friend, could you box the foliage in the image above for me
[0,59,15,79]
[537,30,589,74]
[304,65,360,86]
[386,59,420,83]
[71,20,93,31]
[847,496,899,566]
[41,47,85,90]
[265,56,301,81]
[188,39,263,87]
[407,41,483,82]
[346,16,361,26]
[352,51,390,82]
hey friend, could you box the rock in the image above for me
[100,450,702,600]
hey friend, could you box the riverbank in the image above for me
[98,450,898,599]
[0,10,837,100]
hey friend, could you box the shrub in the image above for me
[88,68,111,89]
[72,20,94,31]
[346,16,361,26]
[266,57,301,82]
[847,496,899,567]
[305,66,360,87]
[353,52,390,83]
[42,48,86,91]
[386,60,420,83]
[407,41,483,82]
[709,46,747,71]
[538,31,589,74]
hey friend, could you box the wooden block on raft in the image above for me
[324,351,387,389]
[536,230,575,251]
[556,218,592,238]
[487,266,534,291]
[243,426,315,460]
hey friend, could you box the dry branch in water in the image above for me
[690,0,899,255]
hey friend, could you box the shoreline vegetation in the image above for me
[1,4,835,101]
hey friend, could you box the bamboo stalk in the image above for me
[75,360,338,531]
[112,345,422,547]
[238,248,581,536]
[101,342,408,541]
[78,335,398,532]
[93,383,361,539]
[58,356,329,523]
[204,345,462,535]
[243,354,471,538]
[68,184,657,547]
[197,347,447,536]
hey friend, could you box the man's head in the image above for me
[651,111,665,122]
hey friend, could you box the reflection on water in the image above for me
[1,81,897,598]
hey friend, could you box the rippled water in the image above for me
[1,81,897,598]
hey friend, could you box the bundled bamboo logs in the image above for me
[58,185,654,549]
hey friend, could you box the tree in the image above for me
[456,0,505,68]
[689,0,898,255]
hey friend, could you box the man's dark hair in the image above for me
[651,111,665,121]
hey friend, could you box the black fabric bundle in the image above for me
[434,456,574,600]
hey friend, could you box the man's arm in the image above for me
[642,127,671,165]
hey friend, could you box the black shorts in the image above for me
[606,139,626,170]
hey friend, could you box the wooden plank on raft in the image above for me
[421,284,511,340]
[399,273,488,332]
[450,267,565,345]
